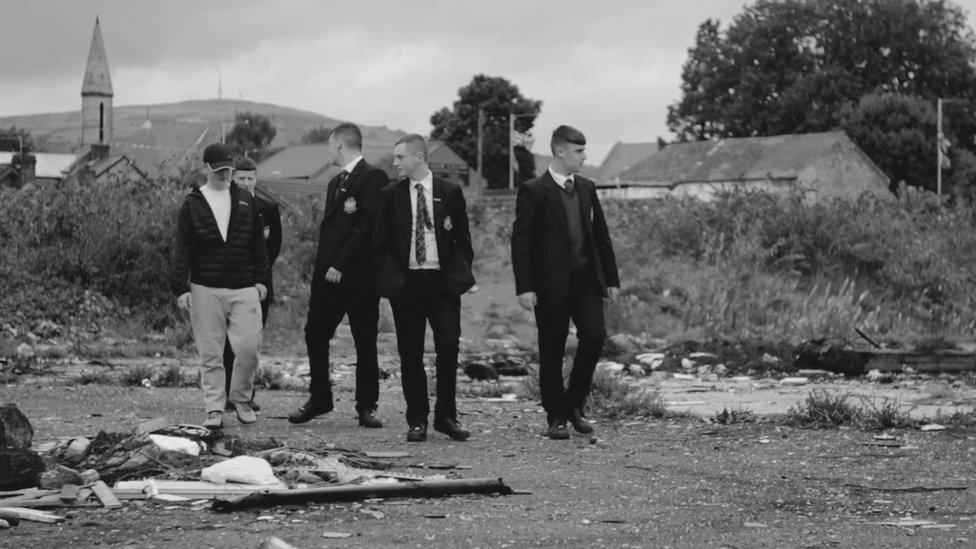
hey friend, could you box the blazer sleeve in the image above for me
[250,196,270,287]
[452,186,474,265]
[169,201,193,297]
[265,203,282,266]
[590,185,620,289]
[333,168,384,274]
[372,184,392,270]
[510,183,537,296]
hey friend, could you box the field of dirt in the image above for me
[3,375,976,548]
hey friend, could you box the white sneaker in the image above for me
[233,401,257,424]
[203,411,223,429]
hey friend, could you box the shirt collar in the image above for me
[341,155,364,175]
[410,169,433,191]
[548,165,575,188]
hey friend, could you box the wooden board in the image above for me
[91,481,122,508]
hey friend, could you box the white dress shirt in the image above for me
[408,170,440,270]
[200,183,231,242]
[341,155,363,176]
[548,165,575,189]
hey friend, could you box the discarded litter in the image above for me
[920,423,946,432]
[200,456,283,486]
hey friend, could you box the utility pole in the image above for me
[937,98,943,196]
[476,108,484,179]
[508,113,515,190]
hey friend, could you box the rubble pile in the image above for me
[0,405,513,528]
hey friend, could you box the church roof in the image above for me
[81,17,113,97]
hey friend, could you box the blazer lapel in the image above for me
[542,172,570,236]
[395,179,413,259]
[578,178,593,232]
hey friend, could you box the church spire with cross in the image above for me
[81,16,114,146]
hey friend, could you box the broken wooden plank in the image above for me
[91,481,122,508]
[212,477,514,511]
[0,507,66,523]
[364,451,410,459]
[0,510,20,526]
[134,417,170,435]
[59,484,79,502]
[844,483,968,492]
[114,479,290,500]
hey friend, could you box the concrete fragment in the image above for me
[14,343,34,359]
[779,377,809,386]
[63,437,91,462]
[38,465,83,490]
[0,404,33,449]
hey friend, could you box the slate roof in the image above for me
[617,131,877,185]
[597,142,658,182]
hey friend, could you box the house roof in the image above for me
[0,151,78,179]
[258,141,396,181]
[110,120,212,178]
[533,154,599,180]
[617,131,868,185]
[597,142,658,182]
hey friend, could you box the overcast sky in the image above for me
[2,0,975,162]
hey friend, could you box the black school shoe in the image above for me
[433,418,471,441]
[568,408,593,434]
[287,399,334,424]
[358,410,383,428]
[546,421,570,440]
[406,424,428,442]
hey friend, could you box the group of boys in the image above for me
[170,123,619,442]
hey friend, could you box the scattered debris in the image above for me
[212,477,514,511]
[920,423,946,432]
[200,456,283,486]
[844,483,967,492]
[875,517,955,529]
[744,521,769,528]
[322,531,353,539]
[779,377,809,386]
[364,451,410,459]
[260,536,300,549]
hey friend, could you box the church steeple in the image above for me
[81,17,113,97]
[81,17,113,147]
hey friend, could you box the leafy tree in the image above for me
[667,0,976,191]
[225,111,277,158]
[301,125,333,145]
[668,0,976,141]
[0,126,34,153]
[841,93,936,192]
[431,75,542,189]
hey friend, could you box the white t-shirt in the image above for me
[200,184,231,242]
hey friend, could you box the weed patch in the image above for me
[786,390,861,427]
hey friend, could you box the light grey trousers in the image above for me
[189,284,263,413]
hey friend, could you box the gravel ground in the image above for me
[2,377,976,548]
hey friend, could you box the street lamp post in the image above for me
[508,112,535,190]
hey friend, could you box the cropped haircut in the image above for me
[395,133,428,161]
[550,125,586,155]
[330,122,363,150]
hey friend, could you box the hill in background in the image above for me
[0,99,406,177]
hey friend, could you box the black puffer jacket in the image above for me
[170,183,269,296]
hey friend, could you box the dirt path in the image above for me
[2,378,976,548]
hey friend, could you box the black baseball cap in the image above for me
[234,156,257,171]
[203,143,234,171]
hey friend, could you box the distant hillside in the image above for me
[0,98,405,154]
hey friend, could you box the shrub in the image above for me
[713,407,757,425]
[587,369,667,419]
[119,364,156,387]
[857,395,915,430]
[74,370,114,385]
[786,390,861,427]
[154,364,195,388]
